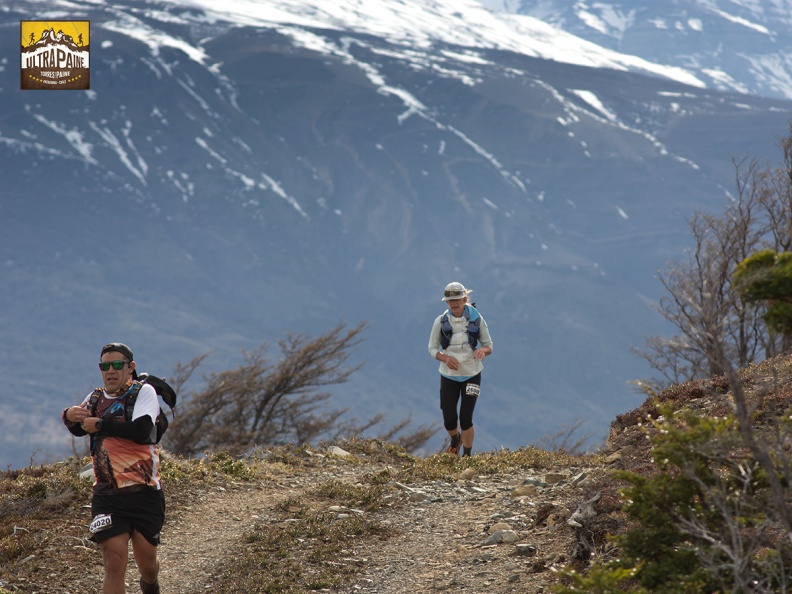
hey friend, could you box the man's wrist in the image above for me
[62,408,77,426]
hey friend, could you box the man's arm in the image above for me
[96,415,155,444]
[62,395,92,436]
[62,406,89,436]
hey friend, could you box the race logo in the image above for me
[20,21,90,90]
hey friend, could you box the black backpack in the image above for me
[89,373,177,444]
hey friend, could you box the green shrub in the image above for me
[556,406,792,593]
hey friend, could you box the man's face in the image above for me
[447,297,466,317]
[100,351,135,393]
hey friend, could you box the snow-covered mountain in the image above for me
[2,0,791,468]
[512,0,792,100]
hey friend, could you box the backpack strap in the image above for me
[439,307,481,351]
[439,312,453,350]
[125,381,163,444]
[88,388,103,416]
[87,388,103,454]
[122,382,145,421]
[466,316,480,350]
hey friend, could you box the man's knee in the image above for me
[136,551,159,577]
[101,534,130,573]
[132,532,160,577]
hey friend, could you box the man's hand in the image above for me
[80,417,102,433]
[65,406,101,433]
[65,405,90,424]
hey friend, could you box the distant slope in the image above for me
[515,0,792,100]
[2,0,791,468]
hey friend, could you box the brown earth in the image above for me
[154,457,607,594]
[6,355,790,593]
[1,444,621,594]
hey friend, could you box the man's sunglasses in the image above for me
[99,360,129,371]
[444,289,466,298]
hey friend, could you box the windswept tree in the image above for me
[634,171,767,386]
[636,124,792,388]
[163,321,435,457]
[564,125,792,594]
[734,249,792,337]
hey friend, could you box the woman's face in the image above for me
[447,297,466,317]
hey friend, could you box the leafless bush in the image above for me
[163,321,434,457]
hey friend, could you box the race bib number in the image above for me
[90,513,113,534]
[466,384,480,397]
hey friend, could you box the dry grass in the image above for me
[0,440,597,593]
[15,349,791,594]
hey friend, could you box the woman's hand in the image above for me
[443,354,460,370]
[473,347,490,360]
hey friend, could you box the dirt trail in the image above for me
[127,462,583,594]
[154,483,272,593]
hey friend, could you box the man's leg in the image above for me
[131,531,160,592]
[101,532,131,594]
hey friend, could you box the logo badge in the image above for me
[20,20,90,90]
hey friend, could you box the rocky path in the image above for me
[134,458,599,594]
[154,482,275,593]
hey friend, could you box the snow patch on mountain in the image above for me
[261,173,309,219]
[101,10,208,64]
[91,122,148,184]
[31,113,97,164]
[571,89,617,122]
[144,0,705,88]
[515,0,792,99]
[707,6,770,34]
[576,4,634,38]
[745,54,792,97]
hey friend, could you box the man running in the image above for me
[62,342,164,594]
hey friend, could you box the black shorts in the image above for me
[90,488,165,547]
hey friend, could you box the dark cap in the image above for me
[100,342,134,362]
[100,343,137,379]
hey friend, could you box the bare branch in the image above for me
[163,321,434,457]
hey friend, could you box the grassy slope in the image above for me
[6,353,792,593]
[0,440,593,593]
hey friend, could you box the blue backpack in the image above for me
[439,304,481,350]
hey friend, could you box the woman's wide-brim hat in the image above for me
[442,281,473,302]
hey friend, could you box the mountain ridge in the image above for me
[512,0,792,100]
[3,0,792,468]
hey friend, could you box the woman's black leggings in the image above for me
[439,373,481,432]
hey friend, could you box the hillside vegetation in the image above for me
[3,354,792,593]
